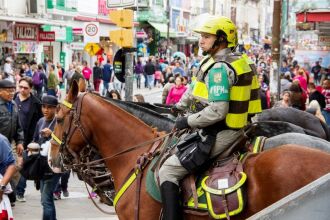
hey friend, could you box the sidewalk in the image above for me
[13,174,118,220]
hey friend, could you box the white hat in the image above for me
[5,57,12,62]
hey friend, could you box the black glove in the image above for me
[175,117,189,130]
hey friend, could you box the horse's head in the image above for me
[49,80,89,172]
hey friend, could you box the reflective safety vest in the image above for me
[191,53,261,129]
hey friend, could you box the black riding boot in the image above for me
[160,181,182,220]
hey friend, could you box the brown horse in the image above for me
[49,81,330,220]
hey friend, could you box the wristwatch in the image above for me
[0,184,6,191]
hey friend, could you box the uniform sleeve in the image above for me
[187,62,235,129]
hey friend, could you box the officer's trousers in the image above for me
[159,129,243,185]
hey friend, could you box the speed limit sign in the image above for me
[83,22,100,44]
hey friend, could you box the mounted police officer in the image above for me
[159,16,261,220]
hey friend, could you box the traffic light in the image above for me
[109,9,134,48]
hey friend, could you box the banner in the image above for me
[13,41,39,53]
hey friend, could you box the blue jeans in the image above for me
[322,110,330,126]
[147,75,154,89]
[16,176,26,196]
[54,171,70,193]
[102,81,110,96]
[40,174,61,220]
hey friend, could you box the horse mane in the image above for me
[88,93,175,133]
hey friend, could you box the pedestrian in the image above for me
[14,77,43,202]
[134,60,143,89]
[33,95,60,220]
[47,65,58,97]
[62,64,75,92]
[162,76,175,104]
[308,82,326,109]
[102,59,113,96]
[92,61,102,92]
[311,61,322,85]
[31,65,43,99]
[0,80,24,206]
[3,57,14,83]
[144,58,155,90]
[154,70,163,88]
[172,61,186,77]
[166,76,187,105]
[82,61,92,87]
[133,94,145,103]
[289,81,307,111]
[322,79,330,125]
[293,68,308,91]
[158,16,260,219]
[106,90,121,100]
[53,170,70,200]
[280,71,292,94]
[306,100,326,123]
[273,90,290,108]
[0,133,17,219]
[70,66,84,88]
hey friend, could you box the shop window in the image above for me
[153,0,163,6]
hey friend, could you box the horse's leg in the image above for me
[239,145,330,218]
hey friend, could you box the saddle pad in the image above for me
[146,156,162,202]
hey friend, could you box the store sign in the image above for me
[13,41,39,53]
[14,23,38,41]
[38,31,55,42]
[69,42,85,50]
[73,28,83,35]
[296,22,315,31]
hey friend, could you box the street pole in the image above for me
[271,0,282,101]
[166,0,170,59]
[125,51,134,101]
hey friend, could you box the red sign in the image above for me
[38,31,55,42]
[14,23,38,41]
[73,28,83,35]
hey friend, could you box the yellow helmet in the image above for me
[194,16,238,48]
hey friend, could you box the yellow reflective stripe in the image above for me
[113,171,138,207]
[62,100,73,109]
[248,99,262,114]
[201,57,215,72]
[206,189,244,219]
[230,86,251,101]
[192,81,209,100]
[201,172,247,195]
[51,133,62,145]
[191,76,197,82]
[242,53,254,64]
[226,113,248,129]
[231,58,251,75]
[187,185,208,209]
[251,75,259,89]
[253,137,261,153]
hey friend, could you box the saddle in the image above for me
[147,131,260,219]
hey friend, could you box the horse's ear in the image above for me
[78,78,86,92]
[68,80,79,101]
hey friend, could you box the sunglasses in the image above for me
[19,85,30,90]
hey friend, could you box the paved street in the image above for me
[13,173,118,220]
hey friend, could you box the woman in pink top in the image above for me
[293,68,307,91]
[166,76,187,105]
[82,61,92,81]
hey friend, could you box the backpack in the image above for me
[32,71,42,86]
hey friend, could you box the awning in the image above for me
[296,9,330,22]
[0,15,67,26]
[148,22,176,38]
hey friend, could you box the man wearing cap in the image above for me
[0,80,24,155]
[33,95,60,220]
[4,57,14,83]
[0,80,24,206]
